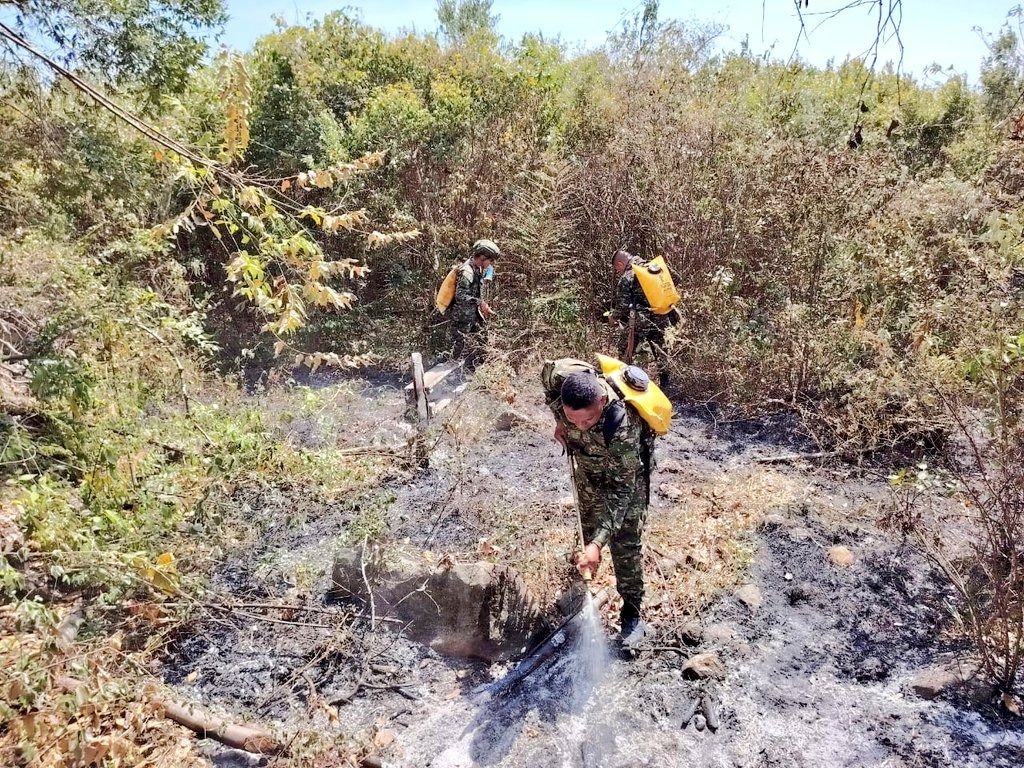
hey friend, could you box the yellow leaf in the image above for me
[854,299,865,329]
[154,149,165,162]
[155,552,175,567]
[280,178,293,192]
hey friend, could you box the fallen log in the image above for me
[484,587,609,699]
[155,697,285,755]
[55,677,284,756]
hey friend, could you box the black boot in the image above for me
[618,602,648,654]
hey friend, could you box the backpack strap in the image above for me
[601,399,627,446]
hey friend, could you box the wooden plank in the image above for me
[404,359,464,396]
[410,353,428,422]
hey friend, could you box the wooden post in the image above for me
[411,352,428,422]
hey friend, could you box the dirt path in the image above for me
[164,372,1024,767]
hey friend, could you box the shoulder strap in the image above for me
[601,399,627,446]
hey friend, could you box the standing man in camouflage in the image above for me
[451,239,500,369]
[542,359,653,649]
[609,249,671,381]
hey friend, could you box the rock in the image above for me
[679,696,700,728]
[659,458,685,473]
[682,652,726,681]
[554,581,588,616]
[494,409,534,431]
[788,526,814,541]
[828,545,855,567]
[734,584,762,613]
[703,623,738,646]
[659,483,685,501]
[685,550,710,571]
[0,365,37,416]
[0,499,24,556]
[701,691,720,732]
[909,662,976,700]
[657,556,679,579]
[677,620,703,645]
[693,714,706,731]
[330,547,547,662]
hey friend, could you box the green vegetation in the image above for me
[3,0,1024,760]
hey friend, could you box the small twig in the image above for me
[361,535,376,632]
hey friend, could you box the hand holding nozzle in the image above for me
[576,542,601,584]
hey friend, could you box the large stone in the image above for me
[683,652,726,681]
[659,483,685,501]
[659,458,685,474]
[828,545,856,568]
[494,409,535,432]
[330,547,546,662]
[735,584,762,613]
[909,662,976,700]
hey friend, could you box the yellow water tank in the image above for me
[631,256,680,315]
[596,354,672,434]
[435,267,458,313]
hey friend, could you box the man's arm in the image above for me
[609,273,633,323]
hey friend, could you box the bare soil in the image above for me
[163,368,1024,767]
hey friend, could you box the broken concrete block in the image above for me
[330,547,546,662]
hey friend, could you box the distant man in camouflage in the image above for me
[609,248,671,381]
[451,239,500,368]
[542,359,653,649]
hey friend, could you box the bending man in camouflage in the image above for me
[609,249,671,381]
[451,239,500,368]
[542,359,653,648]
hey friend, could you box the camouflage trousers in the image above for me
[451,315,487,369]
[574,470,648,613]
[617,323,667,382]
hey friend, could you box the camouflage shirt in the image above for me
[543,362,646,548]
[611,264,675,351]
[452,259,484,326]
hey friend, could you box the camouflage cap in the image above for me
[471,239,501,259]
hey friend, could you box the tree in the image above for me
[0,0,226,98]
[436,0,498,45]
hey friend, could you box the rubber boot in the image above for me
[618,603,648,655]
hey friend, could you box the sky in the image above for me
[216,1,1021,82]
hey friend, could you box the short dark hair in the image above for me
[561,372,604,409]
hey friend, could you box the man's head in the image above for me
[612,248,634,277]
[471,238,501,269]
[561,372,607,431]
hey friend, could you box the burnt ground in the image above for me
[162,367,1024,767]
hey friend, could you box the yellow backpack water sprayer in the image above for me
[435,266,458,313]
[596,354,672,434]
[631,255,680,315]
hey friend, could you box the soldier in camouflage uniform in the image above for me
[451,239,500,368]
[609,249,672,381]
[542,358,654,648]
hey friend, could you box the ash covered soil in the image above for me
[163,368,1024,767]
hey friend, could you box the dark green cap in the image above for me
[472,239,501,258]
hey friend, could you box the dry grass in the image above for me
[643,466,804,627]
